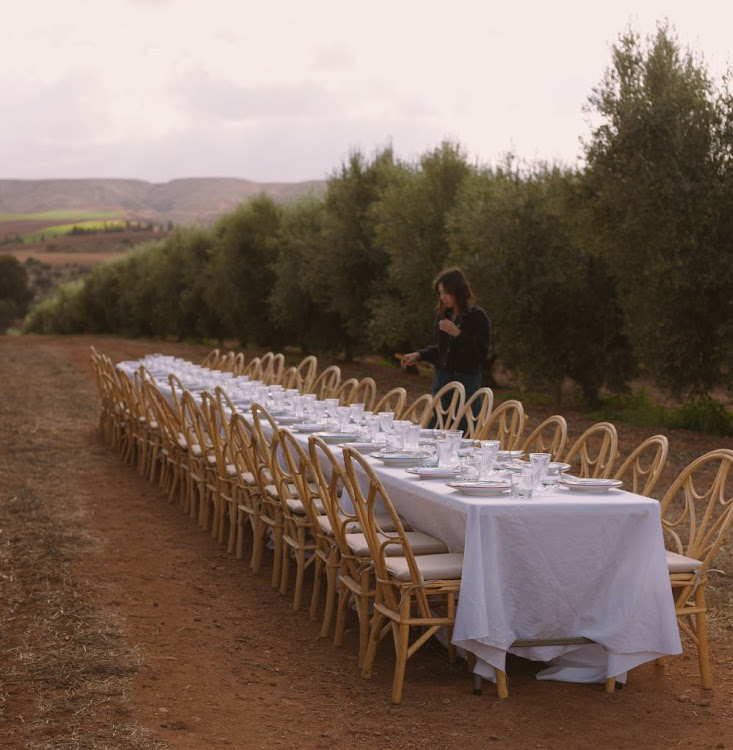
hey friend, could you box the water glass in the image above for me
[529,453,552,487]
[437,438,459,468]
[378,411,394,434]
[478,440,501,480]
[511,465,535,499]
[404,424,422,451]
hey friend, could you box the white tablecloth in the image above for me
[368,462,682,683]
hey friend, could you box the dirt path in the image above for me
[0,335,731,750]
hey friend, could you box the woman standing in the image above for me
[401,268,491,404]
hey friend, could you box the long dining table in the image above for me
[117,356,682,687]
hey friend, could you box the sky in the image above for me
[2,0,731,184]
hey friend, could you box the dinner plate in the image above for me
[292,423,322,433]
[338,441,381,454]
[372,451,432,467]
[405,466,461,479]
[557,477,623,494]
[314,431,361,444]
[446,480,512,496]
[497,450,524,460]
[275,414,301,425]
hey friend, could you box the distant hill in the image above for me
[0,177,326,226]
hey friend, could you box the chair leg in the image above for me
[334,584,350,647]
[362,610,386,680]
[604,677,616,693]
[309,555,324,621]
[318,561,338,638]
[695,586,712,689]
[496,669,509,699]
[391,619,410,704]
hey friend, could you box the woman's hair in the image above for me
[434,267,475,315]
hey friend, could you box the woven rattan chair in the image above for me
[201,348,220,368]
[658,449,733,689]
[343,446,464,703]
[450,386,494,439]
[281,355,318,392]
[401,393,432,425]
[309,365,342,400]
[521,415,568,462]
[613,434,669,497]
[475,399,526,449]
[372,387,408,418]
[563,422,619,478]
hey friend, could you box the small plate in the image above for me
[373,451,432,468]
[405,466,461,479]
[557,477,623,494]
[497,450,524,460]
[292,423,323,434]
[275,414,301,425]
[339,441,381,454]
[314,432,361,444]
[446,480,512,496]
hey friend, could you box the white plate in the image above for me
[292,423,323,433]
[497,450,524,460]
[275,414,300,425]
[339,441,381,454]
[314,432,361,444]
[373,451,432,468]
[446,480,512,496]
[557,477,623,494]
[405,466,460,479]
[547,461,572,474]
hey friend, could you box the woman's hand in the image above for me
[401,352,420,368]
[438,318,461,337]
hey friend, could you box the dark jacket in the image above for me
[418,305,491,376]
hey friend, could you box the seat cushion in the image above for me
[386,552,464,582]
[344,531,448,558]
[666,550,702,574]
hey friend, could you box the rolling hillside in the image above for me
[0,177,325,227]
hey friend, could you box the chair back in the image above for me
[475,399,525,449]
[563,421,618,478]
[342,447,432,616]
[521,415,568,461]
[333,378,359,406]
[372,387,407,418]
[201,348,220,368]
[613,434,669,496]
[401,393,432,425]
[660,448,733,576]
[309,365,342,400]
[426,381,466,429]
[450,387,494,438]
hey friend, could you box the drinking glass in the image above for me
[511,465,535,498]
[378,411,394,434]
[478,440,501,480]
[437,437,459,468]
[529,453,552,488]
[404,424,422,451]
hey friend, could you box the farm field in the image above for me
[0,335,731,750]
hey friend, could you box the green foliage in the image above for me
[369,141,472,352]
[0,254,34,331]
[591,389,733,436]
[584,22,733,396]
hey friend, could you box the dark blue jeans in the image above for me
[430,368,482,433]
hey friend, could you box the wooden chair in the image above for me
[658,449,733,689]
[308,436,369,653]
[333,378,359,406]
[270,429,325,610]
[343,447,465,703]
[475,399,526,449]
[563,422,619,478]
[230,352,246,375]
[450,387,494,439]
[179,390,214,526]
[309,365,342,400]
[250,403,285,586]
[351,377,377,411]
[401,393,432,425]
[241,356,262,380]
[425,381,466,429]
[372,387,408,418]
[521,415,568,462]
[201,348,220,368]
[228,413,266,566]
[281,355,318,392]
[613,434,669,497]
[261,352,285,385]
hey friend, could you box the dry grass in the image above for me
[0,488,165,749]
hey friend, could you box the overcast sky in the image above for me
[2,0,730,184]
